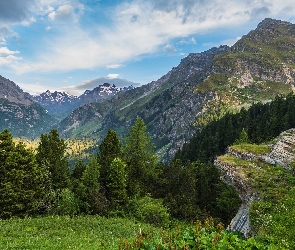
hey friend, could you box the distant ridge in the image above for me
[30,83,134,120]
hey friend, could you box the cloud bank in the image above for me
[2,0,295,75]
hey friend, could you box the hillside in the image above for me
[56,45,230,158]
[215,129,295,247]
[56,18,295,161]
[0,76,56,138]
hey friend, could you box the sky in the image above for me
[0,0,295,96]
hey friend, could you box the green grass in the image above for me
[0,215,157,250]
[218,143,295,248]
[231,143,270,155]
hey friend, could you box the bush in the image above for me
[56,188,80,216]
[126,196,170,227]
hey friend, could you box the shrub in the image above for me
[56,188,80,216]
[126,196,170,227]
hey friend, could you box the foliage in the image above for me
[0,129,45,219]
[126,196,170,228]
[120,218,272,249]
[55,188,80,216]
[36,129,70,190]
[108,158,128,208]
[175,93,295,164]
[161,160,240,224]
[123,117,158,196]
[235,128,250,144]
[98,129,123,188]
[77,157,109,215]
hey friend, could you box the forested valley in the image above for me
[2,93,295,249]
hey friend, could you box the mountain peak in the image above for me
[257,18,292,30]
[0,75,33,105]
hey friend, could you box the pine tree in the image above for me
[123,117,158,196]
[98,129,122,186]
[36,129,70,190]
[78,157,108,214]
[0,130,45,218]
[108,158,128,208]
[235,128,250,144]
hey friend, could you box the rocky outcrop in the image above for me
[215,128,295,237]
[266,128,295,167]
[214,159,259,237]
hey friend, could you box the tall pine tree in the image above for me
[0,130,45,218]
[123,117,158,196]
[98,129,122,187]
[36,129,70,190]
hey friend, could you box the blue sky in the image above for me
[0,0,295,96]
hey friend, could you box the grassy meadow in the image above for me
[0,215,156,250]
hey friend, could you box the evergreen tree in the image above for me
[0,130,45,218]
[81,156,100,191]
[36,129,70,190]
[235,128,250,144]
[72,159,87,180]
[78,157,108,214]
[123,117,158,196]
[98,129,122,186]
[108,158,128,208]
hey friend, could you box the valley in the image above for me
[2,17,295,249]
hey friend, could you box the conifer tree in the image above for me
[0,130,45,218]
[78,157,108,214]
[123,117,158,196]
[108,158,128,208]
[36,129,70,190]
[98,129,122,186]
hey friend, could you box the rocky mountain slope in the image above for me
[30,83,134,120]
[0,76,56,138]
[55,18,295,161]
[56,46,230,157]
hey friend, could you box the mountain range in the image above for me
[29,83,134,120]
[1,18,295,160]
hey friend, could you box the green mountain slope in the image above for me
[57,18,295,161]
[0,76,56,138]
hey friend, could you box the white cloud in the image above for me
[48,5,77,22]
[163,44,177,54]
[45,26,52,30]
[9,0,295,75]
[0,55,21,66]
[180,37,196,45]
[0,47,20,55]
[107,64,122,69]
[107,74,120,79]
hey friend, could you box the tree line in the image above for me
[0,117,240,226]
[175,93,295,164]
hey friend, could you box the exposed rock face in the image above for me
[0,75,33,105]
[266,129,295,167]
[214,158,259,238]
[215,128,295,237]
